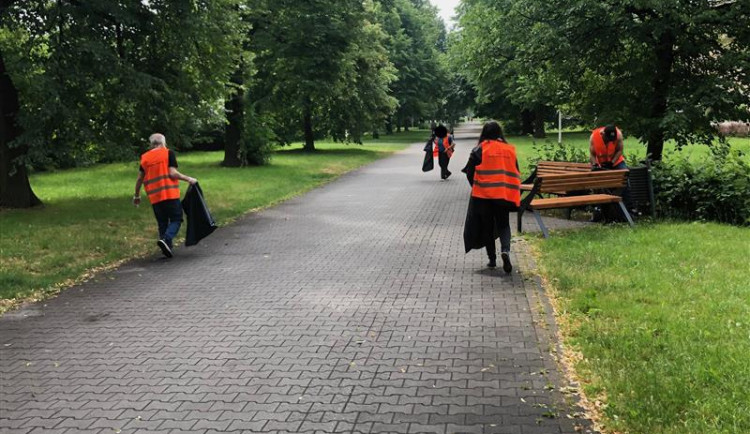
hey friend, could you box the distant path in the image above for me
[0,122,593,433]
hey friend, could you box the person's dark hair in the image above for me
[434,125,448,139]
[603,124,618,143]
[478,121,506,144]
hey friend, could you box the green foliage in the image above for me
[249,0,397,148]
[239,101,275,166]
[450,0,555,135]
[1,0,244,168]
[452,0,750,158]
[377,0,450,130]
[527,141,589,172]
[652,148,750,226]
[535,223,750,433]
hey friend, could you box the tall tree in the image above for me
[378,0,447,132]
[451,0,556,137]
[542,0,750,160]
[1,46,41,208]
[454,0,750,158]
[2,0,242,172]
[251,0,395,151]
[0,0,41,208]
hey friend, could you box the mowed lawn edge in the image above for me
[529,222,750,434]
[0,134,422,312]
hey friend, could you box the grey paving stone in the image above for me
[0,124,593,433]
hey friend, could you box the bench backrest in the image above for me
[536,161,591,177]
[535,169,629,193]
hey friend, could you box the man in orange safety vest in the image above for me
[133,133,197,258]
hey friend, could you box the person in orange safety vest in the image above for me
[461,121,520,273]
[589,124,631,219]
[133,133,197,258]
[432,124,455,179]
[590,124,626,170]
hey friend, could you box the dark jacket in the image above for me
[181,183,217,246]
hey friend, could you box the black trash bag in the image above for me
[422,139,434,172]
[463,197,501,253]
[422,150,434,172]
[181,182,217,246]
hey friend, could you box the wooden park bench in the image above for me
[523,159,656,217]
[521,161,591,192]
[517,170,635,238]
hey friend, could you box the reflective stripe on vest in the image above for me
[471,140,521,205]
[140,147,180,204]
[591,126,624,166]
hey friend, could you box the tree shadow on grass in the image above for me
[0,196,149,228]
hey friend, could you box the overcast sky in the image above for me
[431,0,461,28]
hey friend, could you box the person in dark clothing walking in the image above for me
[462,121,521,272]
[133,133,197,258]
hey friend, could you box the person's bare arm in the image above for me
[168,167,197,184]
[133,171,144,206]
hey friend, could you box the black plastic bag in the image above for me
[181,183,217,246]
[422,150,434,172]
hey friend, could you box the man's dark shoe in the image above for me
[157,239,173,258]
[487,258,497,268]
[501,252,512,274]
[445,170,452,179]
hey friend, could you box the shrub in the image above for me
[528,140,589,172]
[652,148,750,226]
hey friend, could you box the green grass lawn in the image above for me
[0,131,425,308]
[533,222,750,433]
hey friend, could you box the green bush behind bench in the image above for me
[516,134,749,226]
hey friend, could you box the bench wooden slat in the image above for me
[539,170,628,181]
[530,194,622,209]
[537,161,590,169]
[540,179,626,191]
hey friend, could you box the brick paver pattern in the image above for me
[1,124,592,433]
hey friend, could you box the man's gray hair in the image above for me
[149,133,166,147]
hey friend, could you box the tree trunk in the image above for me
[385,117,393,135]
[646,31,674,161]
[303,104,315,151]
[521,109,534,135]
[222,66,244,167]
[0,50,42,208]
[532,108,546,138]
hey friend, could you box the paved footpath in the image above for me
[1,124,593,434]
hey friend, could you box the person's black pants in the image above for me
[438,152,451,179]
[477,200,511,260]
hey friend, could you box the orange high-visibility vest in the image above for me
[140,147,180,205]
[433,136,453,158]
[471,139,521,205]
[591,126,625,166]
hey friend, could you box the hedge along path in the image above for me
[0,123,595,434]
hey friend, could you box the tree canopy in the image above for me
[1,0,458,207]
[452,0,750,159]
